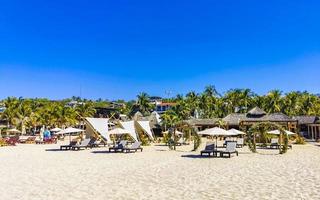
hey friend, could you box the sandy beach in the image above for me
[0,142,320,200]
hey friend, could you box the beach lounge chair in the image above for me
[122,141,143,153]
[176,137,189,146]
[18,136,29,143]
[236,138,244,148]
[200,142,216,157]
[6,137,19,146]
[270,138,279,149]
[71,138,96,151]
[109,140,128,152]
[60,141,78,150]
[26,136,36,144]
[220,142,238,158]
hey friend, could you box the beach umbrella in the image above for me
[267,130,296,135]
[198,127,232,146]
[6,128,22,135]
[228,128,246,136]
[39,127,44,140]
[198,127,231,136]
[108,128,130,135]
[56,127,85,141]
[50,127,62,132]
[21,125,26,135]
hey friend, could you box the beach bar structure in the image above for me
[183,118,220,131]
[223,107,298,132]
[307,124,320,140]
[293,116,320,139]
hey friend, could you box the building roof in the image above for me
[224,112,296,125]
[247,107,266,116]
[184,118,220,126]
[223,113,246,126]
[157,102,176,106]
[292,116,319,125]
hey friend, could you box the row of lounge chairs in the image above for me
[109,140,143,153]
[0,136,58,146]
[60,138,98,151]
[201,141,239,158]
[269,138,293,150]
[223,138,244,148]
[60,139,143,153]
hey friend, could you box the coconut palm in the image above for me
[161,109,181,150]
[264,90,283,113]
[136,92,153,115]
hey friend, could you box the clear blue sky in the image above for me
[0,0,319,100]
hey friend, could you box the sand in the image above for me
[0,141,320,200]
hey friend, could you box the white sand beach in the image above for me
[0,142,320,200]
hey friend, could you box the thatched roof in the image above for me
[224,112,296,125]
[247,107,266,116]
[264,113,296,122]
[184,118,220,126]
[292,116,319,125]
[223,113,246,126]
[243,113,296,122]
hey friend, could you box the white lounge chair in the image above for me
[236,138,244,148]
[270,138,279,149]
[109,140,127,152]
[220,142,238,158]
[122,141,143,153]
[71,138,94,151]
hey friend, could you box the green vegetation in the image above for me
[162,87,320,120]
[1,86,320,137]
[0,97,97,132]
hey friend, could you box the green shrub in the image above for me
[295,135,306,145]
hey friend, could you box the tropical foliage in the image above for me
[1,86,320,135]
[0,97,96,133]
[161,87,320,120]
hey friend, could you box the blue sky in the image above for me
[0,0,319,100]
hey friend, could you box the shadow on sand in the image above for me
[91,150,115,154]
[45,149,64,152]
[181,154,211,159]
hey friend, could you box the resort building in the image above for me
[183,118,220,131]
[293,116,320,140]
[155,102,177,114]
[223,107,298,132]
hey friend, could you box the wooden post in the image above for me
[312,126,315,140]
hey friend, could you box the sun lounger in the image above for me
[200,142,216,157]
[270,138,279,149]
[6,136,19,146]
[18,136,29,143]
[122,141,143,153]
[109,140,127,152]
[236,138,244,148]
[71,138,96,151]
[60,141,78,150]
[176,137,189,146]
[26,136,36,144]
[220,142,238,158]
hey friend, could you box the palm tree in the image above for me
[76,102,96,117]
[136,92,153,115]
[161,109,181,150]
[185,91,199,117]
[1,97,19,127]
[264,90,283,113]
[75,101,96,129]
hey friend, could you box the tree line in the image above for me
[1,86,320,132]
